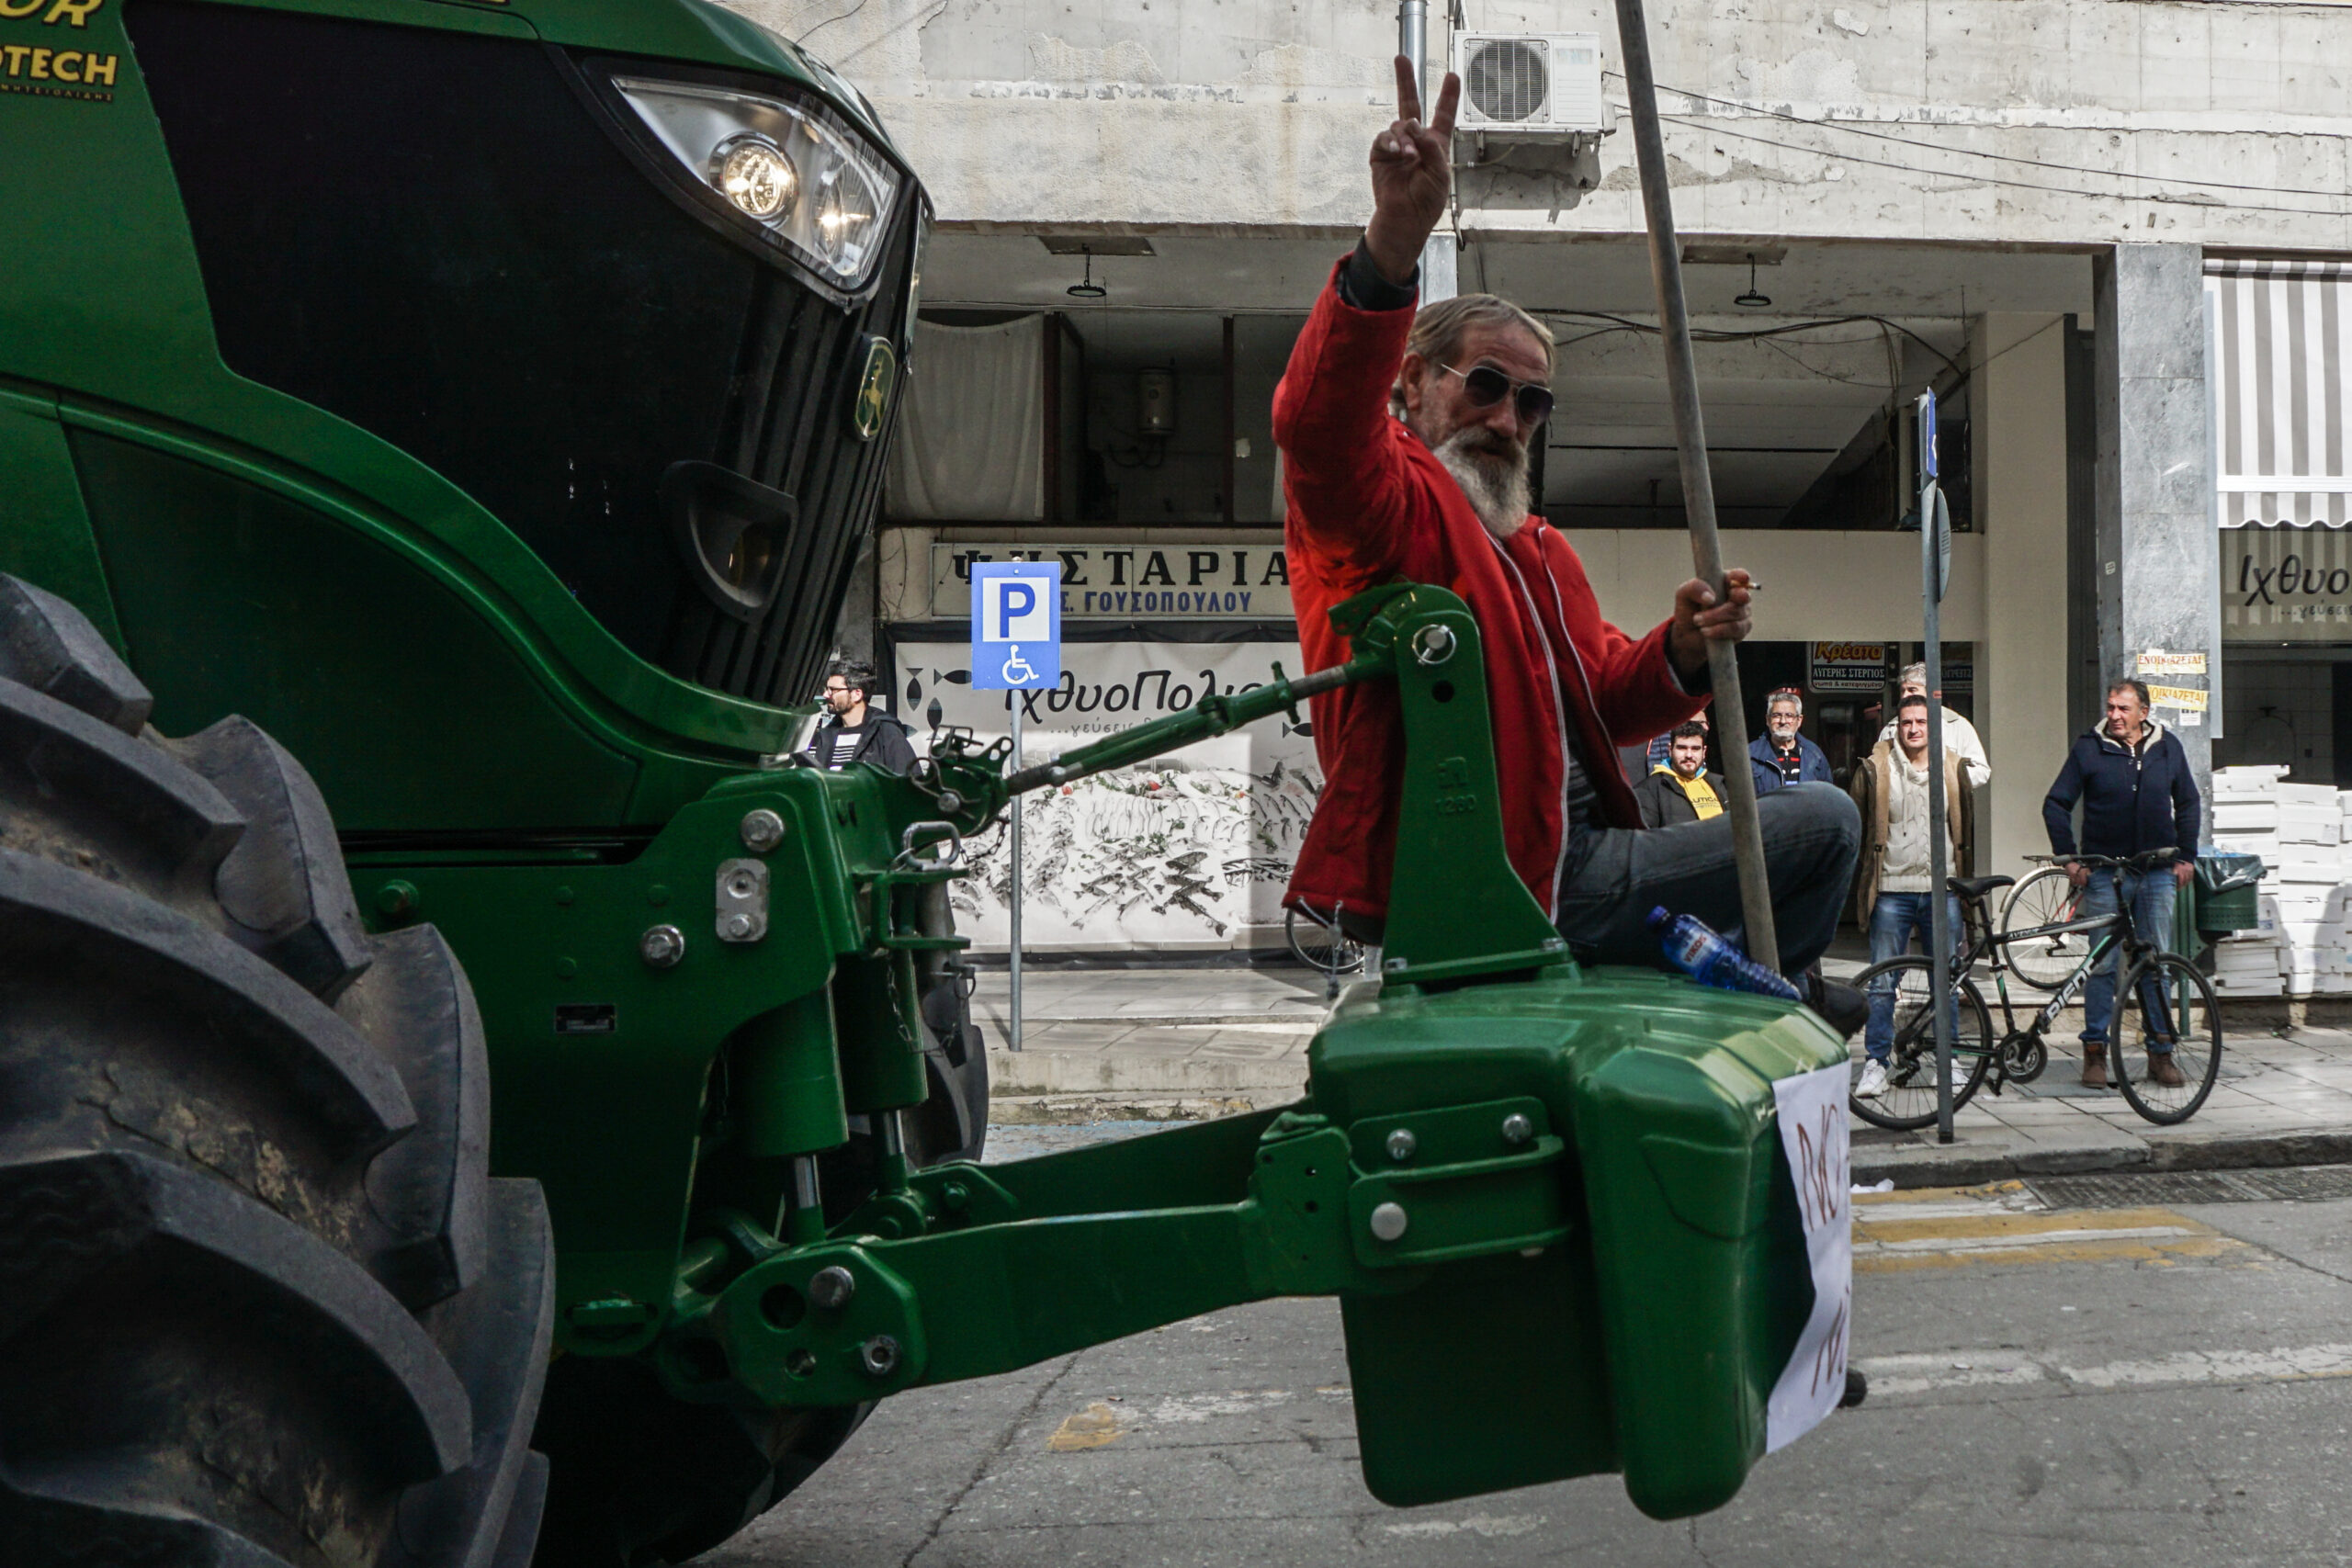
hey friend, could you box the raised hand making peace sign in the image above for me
[1364,54,1462,288]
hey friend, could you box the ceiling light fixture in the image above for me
[1067,246,1107,299]
[1735,252,1771,309]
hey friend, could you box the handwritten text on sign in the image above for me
[1767,1061,1852,1452]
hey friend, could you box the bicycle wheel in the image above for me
[1285,905,1363,975]
[2110,951,2222,1124]
[2001,866,2089,990]
[1849,955,1995,1131]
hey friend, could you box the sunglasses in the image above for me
[1439,362,1555,425]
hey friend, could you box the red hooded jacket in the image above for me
[1276,261,1704,921]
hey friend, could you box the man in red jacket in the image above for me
[1276,58,1861,1011]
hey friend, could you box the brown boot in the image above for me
[2147,1050,2187,1088]
[2079,1043,2108,1089]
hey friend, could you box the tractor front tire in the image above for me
[0,577,555,1568]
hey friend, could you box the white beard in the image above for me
[1434,428,1532,541]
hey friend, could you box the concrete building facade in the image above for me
[735,0,2352,953]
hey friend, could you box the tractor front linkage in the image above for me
[362,582,1848,1522]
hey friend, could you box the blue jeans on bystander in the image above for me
[1862,891,1963,1065]
[2078,867,2177,1049]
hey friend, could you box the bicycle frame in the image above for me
[1965,862,2176,1075]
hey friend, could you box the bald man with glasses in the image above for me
[1272,57,1863,1028]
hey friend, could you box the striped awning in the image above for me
[2207,258,2352,529]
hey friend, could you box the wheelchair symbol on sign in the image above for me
[1001,645,1039,685]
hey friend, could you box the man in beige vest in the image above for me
[1848,694,1981,1098]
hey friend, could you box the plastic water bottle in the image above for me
[1647,907,1803,1002]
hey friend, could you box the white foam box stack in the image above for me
[2277,778,2349,995]
[2211,765,2288,997]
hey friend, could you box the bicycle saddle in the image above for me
[1947,874,2014,899]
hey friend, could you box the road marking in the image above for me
[1047,1402,1128,1450]
[1046,1389,1299,1451]
[1853,1182,2245,1270]
[2064,1343,2352,1389]
[1858,1342,2352,1398]
[1384,1516,1546,1539]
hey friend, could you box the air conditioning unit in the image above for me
[1450,32,1606,135]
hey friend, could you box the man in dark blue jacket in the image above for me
[1750,688,1834,793]
[2042,679,2203,1089]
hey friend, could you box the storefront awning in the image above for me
[2208,258,2352,529]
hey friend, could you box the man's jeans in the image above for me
[1863,891,1962,1065]
[2080,867,2177,1048]
[1555,783,1860,978]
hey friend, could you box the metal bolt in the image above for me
[375,880,419,919]
[1368,1202,1409,1242]
[1410,624,1457,666]
[741,807,786,852]
[1500,1113,1534,1146]
[721,911,756,941]
[858,1334,902,1378]
[1385,1129,1418,1163]
[936,790,963,813]
[808,1266,856,1311]
[640,924,686,967]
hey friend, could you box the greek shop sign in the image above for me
[932,543,1292,621]
[2225,525,2352,642]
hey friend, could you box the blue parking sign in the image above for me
[969,561,1061,691]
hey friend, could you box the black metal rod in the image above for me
[1609,0,1781,973]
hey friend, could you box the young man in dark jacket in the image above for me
[2041,679,2203,1089]
[1634,722,1727,828]
[804,659,918,773]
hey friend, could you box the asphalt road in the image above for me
[706,1149,2352,1568]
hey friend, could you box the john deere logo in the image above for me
[852,336,896,442]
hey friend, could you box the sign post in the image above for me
[1913,390,1957,1145]
[969,562,1062,1053]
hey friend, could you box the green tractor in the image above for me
[0,1,1856,1563]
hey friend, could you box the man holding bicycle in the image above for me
[2042,680,2202,1089]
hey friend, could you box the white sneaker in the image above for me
[1854,1060,1889,1100]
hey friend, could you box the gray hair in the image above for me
[1899,661,1928,689]
[1393,294,1556,414]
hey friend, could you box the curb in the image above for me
[991,1091,1293,1125]
[985,1013,1323,1030]
[989,1052,1310,1098]
[1852,1126,2352,1190]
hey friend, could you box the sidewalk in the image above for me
[978,965,2352,1184]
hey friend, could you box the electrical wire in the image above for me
[1537,309,1966,377]
[1610,72,2352,203]
[1629,101,2352,220]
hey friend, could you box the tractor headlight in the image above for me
[613,76,902,290]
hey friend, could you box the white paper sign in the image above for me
[1766,1061,1852,1452]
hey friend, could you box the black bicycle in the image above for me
[1849,849,2222,1130]
[1286,901,1364,994]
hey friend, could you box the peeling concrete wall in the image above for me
[726,0,2352,248]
